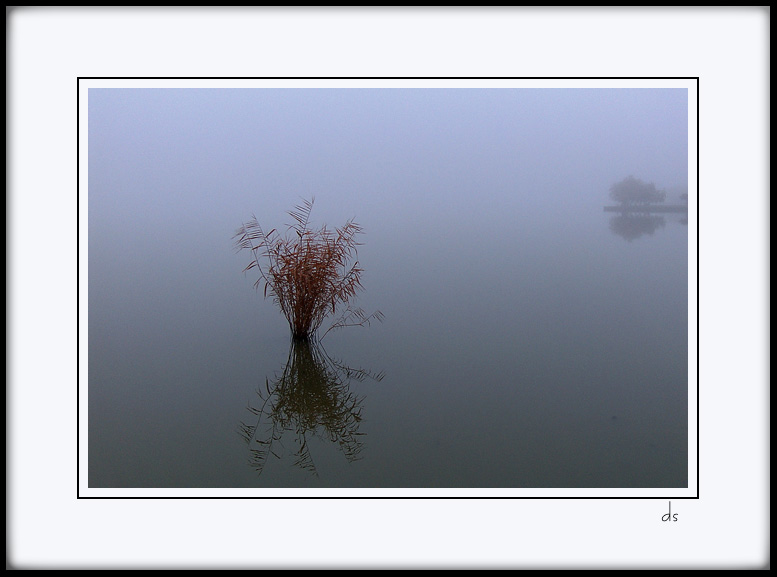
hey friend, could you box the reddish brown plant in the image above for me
[234,198,383,341]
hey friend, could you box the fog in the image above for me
[88,88,688,488]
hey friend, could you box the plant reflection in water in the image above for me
[239,338,384,478]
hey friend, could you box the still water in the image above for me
[88,198,688,489]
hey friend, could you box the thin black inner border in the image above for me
[76,76,700,500]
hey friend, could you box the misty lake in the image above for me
[86,88,689,490]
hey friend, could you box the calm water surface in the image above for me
[88,199,688,489]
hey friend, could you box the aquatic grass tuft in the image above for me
[234,197,383,341]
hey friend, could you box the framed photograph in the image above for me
[9,7,768,570]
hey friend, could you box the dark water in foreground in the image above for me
[88,201,688,490]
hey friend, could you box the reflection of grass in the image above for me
[234,197,383,341]
[239,339,384,478]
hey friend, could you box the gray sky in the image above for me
[88,88,688,248]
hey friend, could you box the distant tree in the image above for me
[610,176,666,205]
